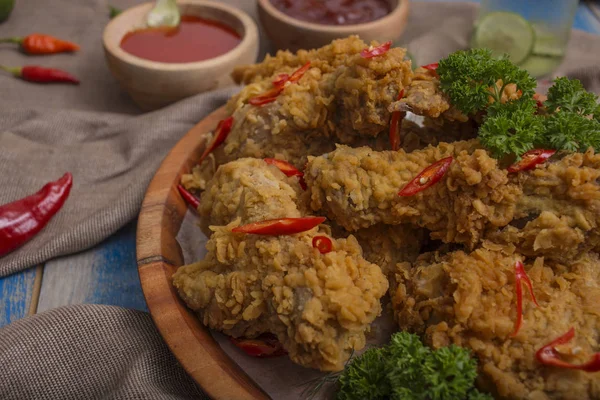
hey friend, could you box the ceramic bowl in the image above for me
[257,0,410,52]
[103,0,259,111]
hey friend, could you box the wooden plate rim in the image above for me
[136,105,271,400]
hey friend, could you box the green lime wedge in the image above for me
[472,11,535,65]
[0,0,15,23]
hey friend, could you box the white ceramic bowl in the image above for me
[257,0,410,52]
[103,0,259,111]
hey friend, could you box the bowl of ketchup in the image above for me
[258,0,409,52]
[103,0,259,111]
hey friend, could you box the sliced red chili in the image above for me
[398,157,453,197]
[198,116,234,165]
[232,216,326,235]
[360,41,392,59]
[0,172,72,257]
[250,62,311,106]
[507,149,556,173]
[177,184,200,210]
[272,73,289,88]
[510,260,540,337]
[248,86,284,106]
[264,158,303,177]
[536,328,600,372]
[312,236,333,254]
[288,61,311,82]
[230,333,287,358]
[390,89,405,151]
[421,62,439,71]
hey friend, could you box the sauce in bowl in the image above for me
[270,0,391,26]
[120,15,241,63]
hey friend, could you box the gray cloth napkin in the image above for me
[0,304,208,400]
[1,1,600,400]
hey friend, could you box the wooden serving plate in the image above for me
[136,106,270,400]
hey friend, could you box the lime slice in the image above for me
[472,11,535,65]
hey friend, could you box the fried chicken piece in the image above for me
[484,149,600,262]
[173,158,388,371]
[305,140,522,248]
[391,246,600,399]
[197,158,306,234]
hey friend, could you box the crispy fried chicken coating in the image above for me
[305,140,522,248]
[173,158,388,371]
[391,246,600,399]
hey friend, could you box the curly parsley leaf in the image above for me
[437,49,536,115]
[336,347,391,400]
[543,112,600,153]
[545,77,599,115]
[332,332,489,400]
[479,99,543,158]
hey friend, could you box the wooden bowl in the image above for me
[136,106,270,400]
[103,1,259,111]
[257,0,410,51]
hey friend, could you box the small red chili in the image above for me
[510,260,540,337]
[272,73,289,88]
[508,149,556,173]
[536,328,600,372]
[249,62,311,106]
[232,216,326,235]
[389,89,405,151]
[0,173,73,257]
[230,333,287,358]
[0,33,80,55]
[360,41,392,59]
[1,65,79,84]
[421,62,439,71]
[312,236,333,254]
[398,157,453,197]
[288,61,311,82]
[198,116,234,165]
[177,185,200,210]
[264,158,303,177]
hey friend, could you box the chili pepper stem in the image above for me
[0,65,21,77]
[0,36,22,44]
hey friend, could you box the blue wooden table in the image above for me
[1,0,599,328]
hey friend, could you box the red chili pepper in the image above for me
[421,62,439,71]
[510,260,540,337]
[312,236,333,254]
[288,61,311,83]
[0,33,80,55]
[232,216,326,235]
[272,73,289,88]
[398,157,453,197]
[177,185,200,210]
[250,62,311,106]
[360,41,392,59]
[0,173,73,257]
[230,333,287,358]
[390,89,405,151]
[248,86,283,106]
[507,149,556,173]
[536,328,600,372]
[264,158,303,178]
[198,116,234,165]
[1,65,79,84]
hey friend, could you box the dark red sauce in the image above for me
[120,15,241,63]
[270,0,391,25]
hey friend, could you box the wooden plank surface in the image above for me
[0,266,41,327]
[37,222,147,313]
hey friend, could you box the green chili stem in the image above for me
[0,37,23,44]
[0,65,21,77]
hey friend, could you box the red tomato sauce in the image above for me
[120,15,241,63]
[270,0,391,25]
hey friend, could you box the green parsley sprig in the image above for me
[305,332,491,400]
[436,49,600,158]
